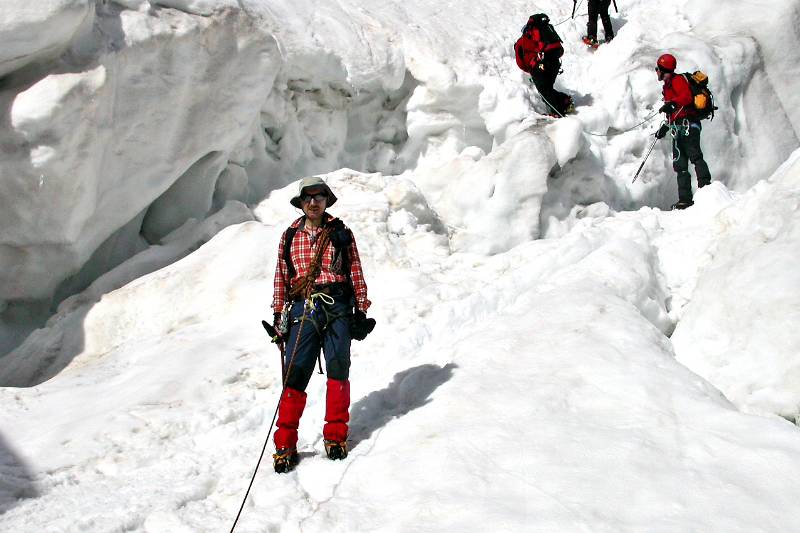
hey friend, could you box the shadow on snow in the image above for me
[348,363,457,451]
[0,432,38,515]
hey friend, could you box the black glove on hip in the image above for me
[350,310,376,341]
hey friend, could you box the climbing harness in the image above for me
[669,118,699,164]
[300,291,341,374]
[674,118,691,138]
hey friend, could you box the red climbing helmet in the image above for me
[656,53,677,72]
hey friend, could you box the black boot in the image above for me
[671,200,694,210]
[324,440,348,460]
[273,448,299,473]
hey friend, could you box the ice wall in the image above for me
[0,0,93,78]
[2,0,799,359]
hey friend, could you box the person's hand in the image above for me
[350,310,376,341]
[273,312,283,336]
[655,124,669,139]
[659,102,676,114]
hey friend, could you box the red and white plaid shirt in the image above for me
[272,214,371,313]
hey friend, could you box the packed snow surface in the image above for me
[1,0,799,531]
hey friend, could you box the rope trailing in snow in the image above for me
[553,0,586,26]
[584,110,661,137]
[536,89,660,137]
[229,306,310,533]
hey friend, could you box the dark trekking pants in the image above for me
[530,56,571,115]
[283,292,352,392]
[672,121,711,203]
[587,0,614,41]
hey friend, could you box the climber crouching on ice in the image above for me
[271,176,375,473]
[514,13,575,117]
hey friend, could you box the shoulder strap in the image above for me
[284,219,352,283]
[283,226,298,280]
[327,218,352,281]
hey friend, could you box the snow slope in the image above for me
[1,0,800,531]
[3,167,800,531]
[672,149,800,421]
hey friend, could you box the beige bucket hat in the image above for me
[289,176,338,208]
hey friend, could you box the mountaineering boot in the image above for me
[582,36,599,49]
[671,200,694,210]
[274,387,307,456]
[273,448,299,473]
[323,378,350,459]
[324,439,348,460]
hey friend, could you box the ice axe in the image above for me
[631,134,659,184]
[261,320,285,375]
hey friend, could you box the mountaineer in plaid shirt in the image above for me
[271,176,374,473]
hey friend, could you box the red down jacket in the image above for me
[662,73,697,122]
[514,27,563,73]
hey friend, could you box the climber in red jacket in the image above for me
[514,13,574,116]
[654,53,712,209]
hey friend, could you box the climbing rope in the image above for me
[536,89,661,137]
[229,301,310,533]
[552,0,586,26]
[585,110,660,137]
[289,227,332,300]
[308,291,335,307]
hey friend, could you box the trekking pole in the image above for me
[612,0,618,13]
[631,134,659,183]
[571,0,577,18]
[230,308,310,533]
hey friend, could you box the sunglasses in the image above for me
[300,192,328,203]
